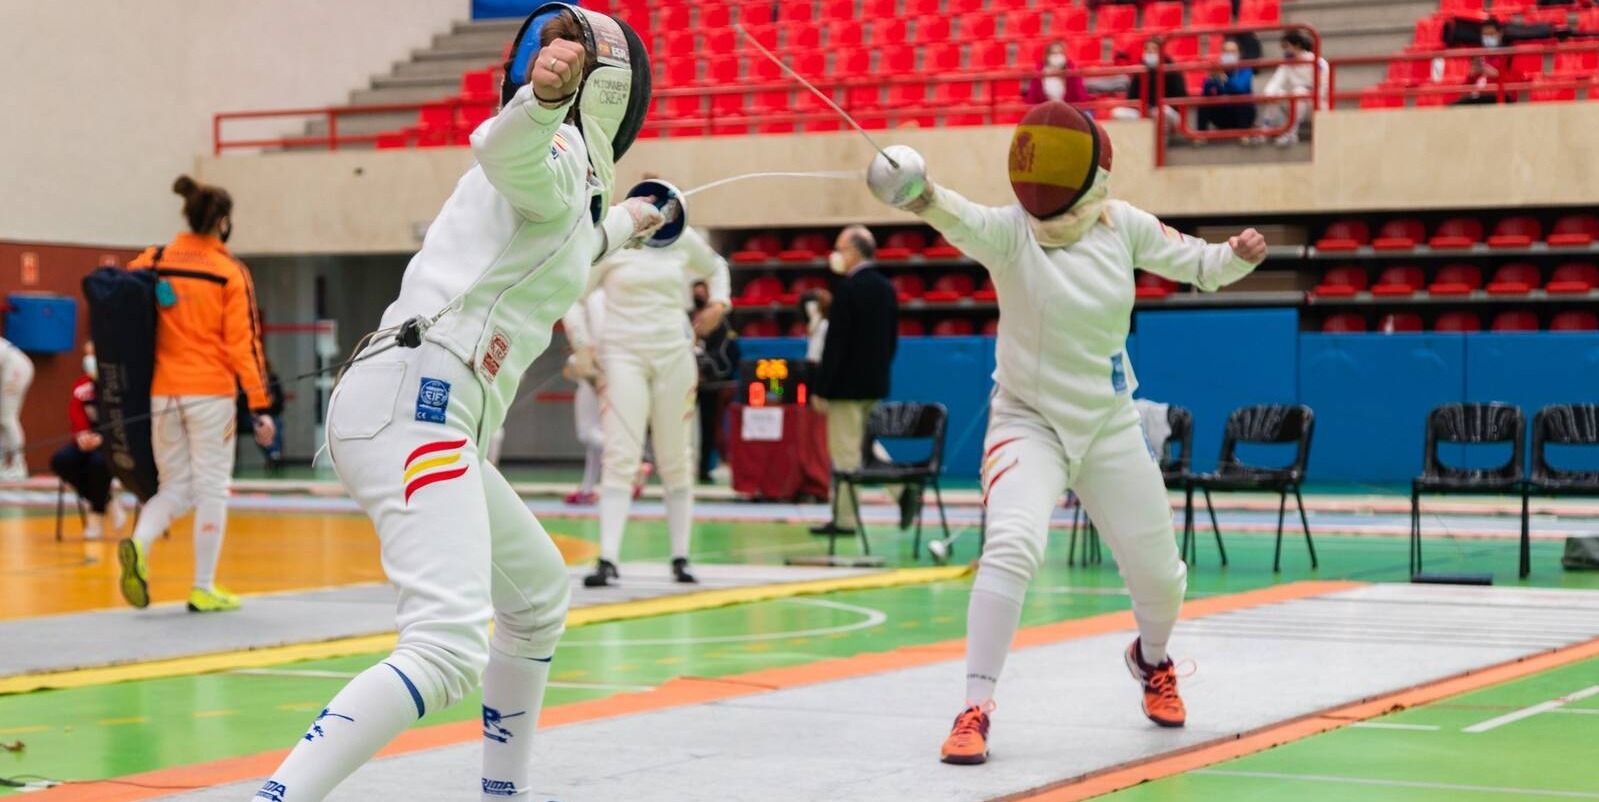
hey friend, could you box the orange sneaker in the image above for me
[1124,638,1186,728]
[940,704,992,765]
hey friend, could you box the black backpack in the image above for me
[81,258,161,502]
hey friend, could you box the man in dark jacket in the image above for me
[812,225,907,535]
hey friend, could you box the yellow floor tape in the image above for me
[0,564,972,695]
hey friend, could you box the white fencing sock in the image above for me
[579,444,603,494]
[131,492,180,550]
[479,645,553,800]
[665,486,693,559]
[963,568,1030,705]
[598,486,630,564]
[256,660,426,802]
[191,497,226,590]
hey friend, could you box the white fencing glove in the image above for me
[867,145,931,211]
[619,195,666,249]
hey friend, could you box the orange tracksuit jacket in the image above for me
[128,232,271,412]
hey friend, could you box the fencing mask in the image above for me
[503,3,652,209]
[1009,102,1115,248]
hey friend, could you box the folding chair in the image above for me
[1191,404,1317,572]
[1522,404,1599,576]
[1410,403,1526,577]
[830,402,952,558]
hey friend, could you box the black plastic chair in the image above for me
[1525,404,1599,573]
[1410,403,1527,578]
[1191,404,1317,572]
[829,402,951,558]
[1071,404,1195,566]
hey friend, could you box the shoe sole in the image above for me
[187,600,241,613]
[117,540,149,609]
[940,752,989,765]
[1125,645,1187,728]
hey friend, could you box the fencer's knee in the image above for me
[492,586,570,660]
[976,522,1045,584]
[392,626,491,712]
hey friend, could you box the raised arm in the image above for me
[866,145,1022,271]
[472,39,586,221]
[1119,202,1264,291]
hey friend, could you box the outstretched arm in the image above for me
[1121,203,1264,291]
[866,145,1022,272]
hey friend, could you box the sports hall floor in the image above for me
[2,469,1597,800]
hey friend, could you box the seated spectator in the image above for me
[1451,20,1520,105]
[50,342,125,540]
[1023,41,1090,106]
[1110,37,1187,129]
[1251,30,1328,147]
[1198,38,1256,133]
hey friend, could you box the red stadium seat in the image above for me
[1548,214,1599,246]
[949,0,984,14]
[863,0,897,18]
[933,319,976,336]
[1551,311,1599,331]
[879,231,927,260]
[971,39,1009,70]
[659,5,689,30]
[1414,16,1447,48]
[877,44,918,76]
[1386,58,1428,88]
[1487,262,1541,295]
[1546,262,1599,294]
[1312,265,1369,296]
[1095,4,1137,33]
[778,1,813,23]
[1440,0,1484,13]
[1136,272,1180,299]
[1191,0,1232,28]
[788,23,822,50]
[781,233,832,261]
[1144,2,1185,31]
[1238,0,1282,25]
[1372,218,1426,251]
[1053,7,1091,36]
[870,17,908,45]
[785,320,809,338]
[974,277,997,302]
[1429,217,1485,249]
[914,15,952,43]
[1321,313,1367,333]
[1316,220,1370,251]
[1434,311,1482,332]
[899,319,927,336]
[1378,313,1425,333]
[791,275,830,297]
[958,13,997,39]
[1005,10,1044,39]
[1360,85,1407,109]
[981,317,1000,335]
[905,0,939,16]
[662,57,698,86]
[1491,310,1540,332]
[739,277,785,305]
[460,69,498,104]
[1428,263,1482,295]
[890,274,926,301]
[1372,265,1426,296]
[732,233,783,262]
[1487,216,1543,248]
[925,235,962,259]
[823,22,863,49]
[740,318,781,337]
[705,28,736,54]
[459,102,495,132]
[1068,36,1103,66]
[887,82,932,127]
[926,273,977,301]
[821,0,855,22]
[701,4,731,28]
[925,42,962,72]
[1581,8,1599,33]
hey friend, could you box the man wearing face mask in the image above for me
[1198,38,1256,133]
[811,225,909,537]
[866,101,1267,764]
[1111,38,1188,129]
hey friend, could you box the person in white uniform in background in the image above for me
[255,6,661,800]
[561,287,607,505]
[867,101,1266,765]
[0,335,34,480]
[568,208,731,588]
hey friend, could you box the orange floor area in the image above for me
[0,510,596,620]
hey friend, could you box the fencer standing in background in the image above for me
[569,216,731,588]
[561,287,607,505]
[867,101,1267,765]
[0,335,34,480]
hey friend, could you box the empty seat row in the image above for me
[734,273,997,305]
[730,232,961,262]
[1316,214,1599,250]
[1313,262,1599,296]
[737,316,999,338]
[1322,310,1598,332]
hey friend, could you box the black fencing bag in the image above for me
[1564,536,1599,570]
[82,263,160,502]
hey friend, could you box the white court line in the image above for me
[1464,685,1599,733]
[231,669,652,692]
[1195,769,1599,799]
[556,597,887,648]
[1551,708,1599,716]
[1349,721,1442,731]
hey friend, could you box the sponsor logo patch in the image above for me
[254,780,288,802]
[482,778,519,797]
[1110,352,1127,393]
[415,377,451,424]
[303,708,355,742]
[403,438,470,504]
[483,704,527,744]
[480,329,511,381]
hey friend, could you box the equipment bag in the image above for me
[82,260,161,502]
[1563,536,1599,571]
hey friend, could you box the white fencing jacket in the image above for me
[566,226,731,356]
[377,84,638,438]
[920,186,1258,460]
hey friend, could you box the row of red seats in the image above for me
[739,316,1001,338]
[1380,48,1599,89]
[592,0,1257,30]
[1314,263,1599,296]
[735,273,999,305]
[1316,214,1599,250]
[1322,310,1598,332]
[731,232,962,262]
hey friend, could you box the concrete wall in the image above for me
[198,102,1599,255]
[0,0,468,247]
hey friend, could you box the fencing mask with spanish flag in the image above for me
[1009,102,1113,248]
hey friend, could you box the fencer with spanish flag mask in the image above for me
[867,101,1268,766]
[256,5,662,800]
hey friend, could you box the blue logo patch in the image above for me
[483,705,526,743]
[483,778,519,797]
[254,780,288,802]
[1110,353,1127,393]
[415,378,450,423]
[303,708,356,742]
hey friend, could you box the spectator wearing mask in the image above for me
[812,226,912,536]
[1023,41,1090,106]
[1251,30,1328,147]
[1198,38,1256,133]
[1111,38,1187,129]
[0,335,33,480]
[51,342,127,539]
[1452,20,1519,105]
[693,280,740,483]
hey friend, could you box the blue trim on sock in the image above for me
[529,655,552,663]
[384,662,425,718]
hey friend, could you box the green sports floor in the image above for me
[2,504,1597,798]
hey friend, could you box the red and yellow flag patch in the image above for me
[403,438,469,504]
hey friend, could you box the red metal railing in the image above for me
[1326,40,1599,107]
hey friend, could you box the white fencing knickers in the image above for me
[964,389,1187,704]
[0,343,34,476]
[574,379,603,494]
[129,394,238,590]
[260,340,571,801]
[597,341,697,563]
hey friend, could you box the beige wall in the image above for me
[198,103,1599,255]
[0,0,468,246]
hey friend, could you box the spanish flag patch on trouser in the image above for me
[403,438,469,504]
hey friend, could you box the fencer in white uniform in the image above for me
[255,7,662,801]
[0,336,35,479]
[565,224,731,587]
[867,101,1267,765]
[562,287,606,504]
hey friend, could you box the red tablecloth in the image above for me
[727,402,830,501]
